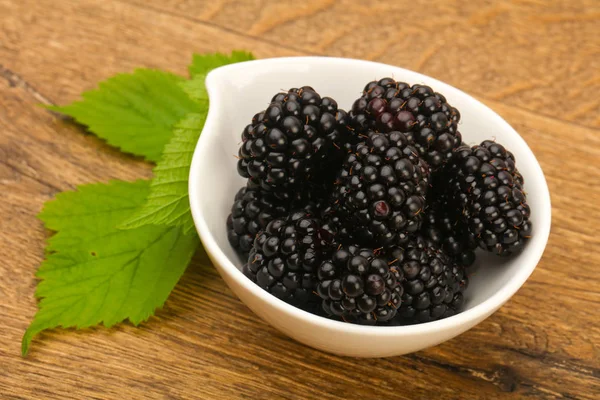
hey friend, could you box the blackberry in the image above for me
[227,186,288,256]
[237,87,352,200]
[390,235,468,324]
[350,78,462,169]
[316,246,403,325]
[440,140,532,256]
[242,212,337,306]
[315,211,357,245]
[423,198,477,267]
[326,131,430,247]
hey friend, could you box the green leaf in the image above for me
[47,69,199,162]
[188,50,255,77]
[123,52,255,233]
[120,114,206,233]
[179,74,208,103]
[23,180,199,355]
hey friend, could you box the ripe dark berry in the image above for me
[227,186,288,257]
[422,195,478,268]
[389,236,469,324]
[350,78,462,169]
[242,214,338,307]
[237,87,354,200]
[316,246,403,325]
[437,140,532,256]
[227,182,328,258]
[325,131,430,247]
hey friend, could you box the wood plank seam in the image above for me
[115,0,600,133]
[0,65,54,107]
[114,0,315,57]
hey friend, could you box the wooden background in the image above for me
[1,0,599,398]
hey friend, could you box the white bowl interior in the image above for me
[189,57,551,356]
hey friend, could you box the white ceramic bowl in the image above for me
[189,57,551,358]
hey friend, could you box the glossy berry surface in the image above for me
[326,131,430,247]
[389,236,468,324]
[350,78,462,169]
[224,82,538,329]
[423,197,477,268]
[316,246,403,325]
[242,212,337,306]
[237,87,352,200]
[227,186,288,257]
[438,140,532,256]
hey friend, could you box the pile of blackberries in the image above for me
[226,80,532,326]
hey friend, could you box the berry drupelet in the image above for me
[242,212,338,307]
[237,87,352,201]
[227,185,288,257]
[316,246,403,325]
[441,140,532,256]
[327,131,430,247]
[350,78,462,169]
[423,198,478,268]
[390,235,468,324]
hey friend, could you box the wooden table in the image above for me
[1,1,599,398]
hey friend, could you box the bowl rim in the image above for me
[189,56,552,336]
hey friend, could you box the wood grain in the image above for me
[0,0,599,399]
[125,0,600,129]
